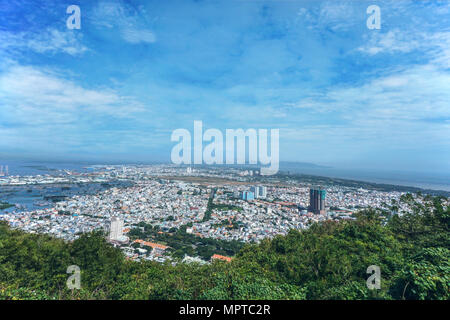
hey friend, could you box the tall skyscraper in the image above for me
[109,217,124,241]
[250,186,267,199]
[242,191,255,201]
[258,186,267,198]
[309,188,326,215]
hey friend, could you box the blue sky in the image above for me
[0,0,449,173]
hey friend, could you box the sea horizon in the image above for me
[1,159,449,192]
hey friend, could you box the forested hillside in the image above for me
[0,194,448,300]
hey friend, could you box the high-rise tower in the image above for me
[309,188,326,215]
[109,217,124,241]
[250,186,267,199]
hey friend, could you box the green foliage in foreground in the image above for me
[0,194,448,300]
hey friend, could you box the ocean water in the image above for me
[280,164,450,192]
[0,160,93,176]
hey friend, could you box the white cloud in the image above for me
[92,1,156,44]
[120,28,156,44]
[358,29,421,55]
[295,64,450,119]
[0,64,144,126]
[282,62,450,153]
[0,28,88,56]
[318,1,356,31]
[297,1,358,32]
[0,64,169,156]
[428,32,450,69]
[358,29,450,68]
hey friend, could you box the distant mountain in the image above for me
[280,161,331,170]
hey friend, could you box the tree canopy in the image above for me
[0,194,448,300]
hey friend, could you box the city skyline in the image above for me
[1,0,449,174]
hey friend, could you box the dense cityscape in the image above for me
[0,164,437,264]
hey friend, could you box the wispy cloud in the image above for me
[297,0,359,32]
[91,1,156,44]
[282,62,450,152]
[358,29,422,55]
[358,29,450,67]
[0,28,88,56]
[120,28,156,44]
[0,64,144,126]
[0,0,448,169]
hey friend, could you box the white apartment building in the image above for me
[109,216,124,241]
